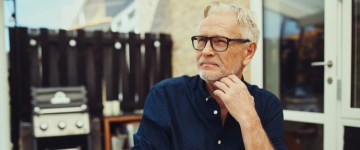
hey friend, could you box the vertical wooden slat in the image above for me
[111,32,120,101]
[126,32,136,112]
[85,31,103,115]
[77,30,86,86]
[94,31,104,114]
[103,32,116,100]
[9,27,20,150]
[118,33,130,112]
[84,31,95,114]
[144,33,157,94]
[48,30,60,87]
[29,29,40,87]
[19,27,31,121]
[58,29,68,86]
[160,34,173,80]
[128,32,144,111]
[103,46,112,100]
[84,35,97,114]
[66,31,79,86]
[9,27,31,149]
[40,28,50,87]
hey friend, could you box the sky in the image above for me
[4,0,74,28]
[3,0,74,51]
[2,0,308,52]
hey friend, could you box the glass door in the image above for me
[341,0,360,119]
[337,2,360,149]
[263,0,325,113]
[260,0,338,149]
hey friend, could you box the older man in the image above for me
[133,1,287,150]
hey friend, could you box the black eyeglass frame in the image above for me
[191,36,250,52]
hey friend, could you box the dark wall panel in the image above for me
[9,27,173,148]
[344,126,360,150]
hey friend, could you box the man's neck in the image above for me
[206,83,226,109]
[205,73,243,109]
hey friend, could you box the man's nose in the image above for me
[202,40,215,56]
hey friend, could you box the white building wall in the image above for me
[0,0,12,149]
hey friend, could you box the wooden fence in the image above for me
[8,27,172,149]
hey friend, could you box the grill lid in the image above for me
[31,86,88,114]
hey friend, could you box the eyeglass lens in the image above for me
[193,37,228,51]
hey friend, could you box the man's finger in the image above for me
[214,81,229,93]
[228,75,248,90]
[227,75,242,84]
[214,89,226,99]
[219,77,236,88]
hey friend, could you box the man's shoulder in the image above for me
[246,82,281,105]
[152,75,199,90]
[246,82,283,125]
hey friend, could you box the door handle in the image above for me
[311,61,333,68]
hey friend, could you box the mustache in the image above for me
[198,57,223,67]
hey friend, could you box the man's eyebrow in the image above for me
[198,34,228,37]
[212,34,227,37]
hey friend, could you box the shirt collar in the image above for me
[197,75,249,103]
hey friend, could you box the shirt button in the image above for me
[206,97,209,101]
[218,140,221,145]
[214,110,218,115]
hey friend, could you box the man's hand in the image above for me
[213,75,257,125]
[213,75,274,150]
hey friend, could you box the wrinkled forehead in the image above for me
[198,13,241,38]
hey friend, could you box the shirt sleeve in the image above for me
[263,95,288,150]
[132,86,171,150]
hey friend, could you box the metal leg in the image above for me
[87,134,92,150]
[33,137,38,150]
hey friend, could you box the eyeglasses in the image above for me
[191,36,250,52]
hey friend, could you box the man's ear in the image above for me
[242,42,257,66]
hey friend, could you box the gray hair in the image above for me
[203,1,260,44]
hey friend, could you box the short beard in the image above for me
[197,57,242,83]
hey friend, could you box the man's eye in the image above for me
[216,39,226,43]
[198,38,206,42]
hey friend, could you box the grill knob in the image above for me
[76,120,84,128]
[58,121,66,129]
[40,123,48,130]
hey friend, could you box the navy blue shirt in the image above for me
[133,75,287,150]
